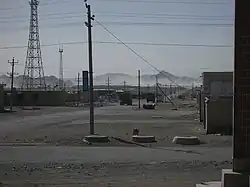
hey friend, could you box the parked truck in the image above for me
[119,92,133,105]
[146,93,155,103]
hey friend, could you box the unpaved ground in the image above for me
[0,99,233,186]
[0,161,232,187]
[0,100,232,147]
[0,146,232,187]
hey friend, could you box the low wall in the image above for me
[5,91,66,106]
[200,93,209,123]
[0,85,4,112]
[205,96,233,134]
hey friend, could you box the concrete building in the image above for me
[4,91,66,106]
[197,2,250,186]
[199,72,233,123]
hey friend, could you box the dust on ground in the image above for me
[0,99,232,147]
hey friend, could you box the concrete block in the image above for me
[196,182,221,187]
[84,135,110,143]
[222,169,249,187]
[151,116,163,119]
[132,135,156,143]
[172,136,200,145]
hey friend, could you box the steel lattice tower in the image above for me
[22,0,46,90]
[58,47,64,90]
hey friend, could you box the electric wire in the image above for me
[94,19,190,87]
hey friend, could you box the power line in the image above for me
[0,0,79,11]
[0,13,233,22]
[0,0,230,11]
[95,21,233,27]
[0,41,233,50]
[0,21,233,30]
[94,19,188,87]
[95,11,233,18]
[0,10,233,20]
[93,0,229,4]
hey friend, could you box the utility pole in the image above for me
[59,47,64,90]
[77,72,80,107]
[85,1,95,135]
[8,57,18,111]
[123,81,126,91]
[147,84,150,93]
[155,75,158,105]
[192,82,194,98]
[164,84,167,103]
[138,70,141,109]
[107,76,110,103]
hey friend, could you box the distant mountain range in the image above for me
[93,71,201,86]
[0,75,73,88]
[0,71,201,88]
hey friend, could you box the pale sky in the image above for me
[0,0,234,78]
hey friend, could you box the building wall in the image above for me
[5,91,66,106]
[0,85,4,112]
[202,72,233,98]
[200,72,233,122]
[205,96,233,134]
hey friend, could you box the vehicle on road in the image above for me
[146,93,155,103]
[119,92,133,105]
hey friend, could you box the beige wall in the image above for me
[199,72,233,123]
[202,72,233,98]
[205,96,233,134]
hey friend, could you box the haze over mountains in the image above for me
[93,71,200,86]
[0,71,201,88]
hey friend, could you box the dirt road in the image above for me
[0,102,231,147]
[0,146,232,187]
[0,100,233,186]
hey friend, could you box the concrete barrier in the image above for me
[84,135,110,143]
[172,136,200,145]
[196,182,221,187]
[151,116,163,119]
[132,135,156,143]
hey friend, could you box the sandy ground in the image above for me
[0,100,231,147]
[0,146,232,187]
[0,99,233,186]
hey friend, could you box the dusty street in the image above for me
[0,100,232,186]
[0,101,231,147]
[0,146,232,187]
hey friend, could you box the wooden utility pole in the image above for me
[107,76,110,103]
[77,72,80,106]
[85,2,95,135]
[8,57,18,111]
[138,70,141,109]
[164,84,167,103]
[123,81,126,91]
[155,75,158,104]
[147,84,150,92]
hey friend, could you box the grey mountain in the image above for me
[0,75,73,88]
[0,71,200,88]
[93,71,200,86]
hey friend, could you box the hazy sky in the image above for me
[0,0,234,78]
